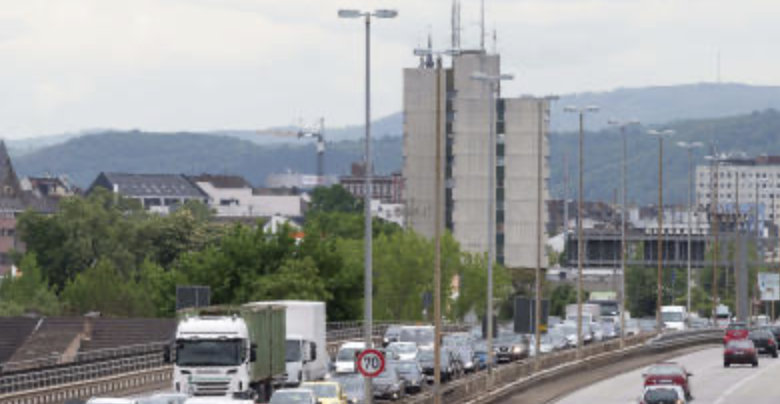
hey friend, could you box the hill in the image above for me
[12,131,402,188]
[12,110,780,205]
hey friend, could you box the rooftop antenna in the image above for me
[480,0,485,51]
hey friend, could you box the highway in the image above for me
[553,346,780,404]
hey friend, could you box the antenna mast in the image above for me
[480,0,485,51]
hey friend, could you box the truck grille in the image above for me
[193,380,230,396]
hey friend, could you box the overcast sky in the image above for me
[0,0,777,139]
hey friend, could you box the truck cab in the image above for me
[285,334,318,385]
[661,306,688,331]
[173,316,254,397]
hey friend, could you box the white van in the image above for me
[335,341,366,374]
[661,306,688,331]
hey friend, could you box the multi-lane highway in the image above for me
[554,347,780,404]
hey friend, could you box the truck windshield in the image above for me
[662,312,683,322]
[176,339,243,367]
[286,340,302,362]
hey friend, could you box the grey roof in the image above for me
[100,173,207,198]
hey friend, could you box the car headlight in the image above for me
[465,362,473,368]
[512,347,522,354]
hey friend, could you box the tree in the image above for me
[0,254,60,316]
[309,185,362,213]
[549,284,577,318]
[61,259,154,317]
[452,252,512,321]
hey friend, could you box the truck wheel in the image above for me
[753,361,759,368]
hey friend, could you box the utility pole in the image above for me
[678,142,703,315]
[433,55,444,404]
[565,105,599,356]
[648,129,675,333]
[609,119,640,348]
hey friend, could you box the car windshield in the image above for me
[750,331,771,339]
[418,350,434,361]
[286,340,302,362]
[301,384,337,398]
[337,348,360,361]
[392,361,419,373]
[175,339,243,367]
[644,389,680,403]
[376,369,397,381]
[270,392,313,404]
[390,343,416,353]
[400,328,434,346]
[728,323,747,331]
[662,312,683,322]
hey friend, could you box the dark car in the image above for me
[749,329,778,358]
[724,339,759,367]
[418,349,456,382]
[642,362,693,401]
[372,367,406,401]
[453,346,478,373]
[724,322,749,345]
[494,335,529,363]
[389,360,425,394]
[639,386,685,404]
[766,325,780,343]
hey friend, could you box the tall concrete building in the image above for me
[403,50,549,269]
[697,155,780,230]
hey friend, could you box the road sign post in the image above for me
[357,349,386,378]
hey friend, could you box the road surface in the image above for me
[554,346,780,404]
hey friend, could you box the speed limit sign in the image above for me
[356,349,385,378]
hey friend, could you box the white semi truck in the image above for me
[171,304,286,401]
[247,301,327,386]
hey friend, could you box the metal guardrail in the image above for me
[1,342,170,375]
[400,329,721,404]
[0,350,166,395]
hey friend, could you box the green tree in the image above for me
[61,259,154,317]
[0,254,60,316]
[452,253,512,321]
[549,284,577,318]
[309,185,362,213]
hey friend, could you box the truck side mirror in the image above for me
[163,345,172,364]
[310,342,317,361]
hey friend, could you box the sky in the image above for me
[0,0,778,139]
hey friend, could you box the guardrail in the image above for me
[401,329,722,404]
[0,342,169,375]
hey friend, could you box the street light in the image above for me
[608,119,640,348]
[414,47,458,404]
[339,9,397,404]
[564,105,599,358]
[648,129,676,334]
[677,141,704,318]
[472,70,513,376]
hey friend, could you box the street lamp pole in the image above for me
[565,105,599,358]
[677,141,703,316]
[648,129,675,333]
[339,9,397,404]
[472,70,513,377]
[608,119,640,348]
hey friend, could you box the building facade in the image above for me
[88,173,208,214]
[403,50,549,269]
[338,163,404,204]
[697,155,780,231]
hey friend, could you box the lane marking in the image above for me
[711,359,780,404]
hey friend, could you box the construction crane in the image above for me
[257,118,326,182]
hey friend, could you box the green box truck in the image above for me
[172,304,286,400]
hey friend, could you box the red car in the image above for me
[642,362,693,401]
[724,339,758,367]
[724,322,749,345]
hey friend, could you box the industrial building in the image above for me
[402,49,550,269]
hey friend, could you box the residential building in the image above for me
[339,163,404,204]
[697,155,780,231]
[403,49,549,269]
[0,142,59,276]
[20,176,79,198]
[87,173,208,214]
